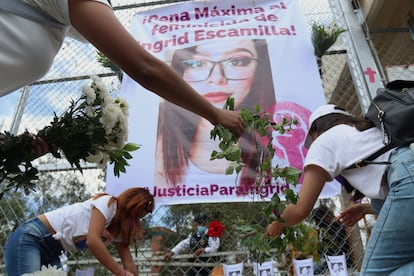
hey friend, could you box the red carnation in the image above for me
[208,221,225,238]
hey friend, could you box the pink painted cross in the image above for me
[364,67,377,82]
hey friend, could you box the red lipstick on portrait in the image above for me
[203,92,230,103]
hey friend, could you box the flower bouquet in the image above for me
[0,75,139,197]
[21,265,66,276]
[208,221,225,238]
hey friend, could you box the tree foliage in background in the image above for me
[0,152,106,262]
[163,202,269,252]
[0,191,31,261]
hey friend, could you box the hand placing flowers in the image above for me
[210,97,305,263]
[0,75,138,197]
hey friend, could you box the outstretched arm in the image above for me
[265,165,329,237]
[193,236,220,257]
[68,0,244,137]
[164,237,190,261]
[114,241,139,276]
[87,208,133,276]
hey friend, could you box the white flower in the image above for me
[87,152,110,169]
[86,151,103,164]
[82,85,96,104]
[115,115,128,137]
[91,75,111,103]
[106,139,124,151]
[83,75,135,173]
[85,106,95,118]
[1,75,138,196]
[115,98,129,116]
[22,265,66,276]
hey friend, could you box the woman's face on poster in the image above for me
[180,39,258,108]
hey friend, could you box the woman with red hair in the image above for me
[4,187,154,276]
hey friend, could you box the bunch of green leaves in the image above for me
[38,96,104,171]
[210,97,301,192]
[210,98,300,180]
[96,51,112,67]
[210,97,319,263]
[210,98,243,175]
[236,193,318,263]
[0,131,39,197]
[37,95,139,177]
[0,81,139,197]
[311,22,346,57]
[110,143,140,177]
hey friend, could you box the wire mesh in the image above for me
[0,0,411,275]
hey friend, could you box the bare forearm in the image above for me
[128,59,219,125]
[69,0,243,137]
[115,242,138,276]
[360,203,374,215]
[115,243,132,263]
[69,2,217,124]
[280,204,309,227]
[88,240,123,275]
[266,204,310,237]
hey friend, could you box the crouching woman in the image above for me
[4,187,154,276]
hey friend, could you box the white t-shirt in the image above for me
[171,229,220,255]
[0,0,110,96]
[304,124,392,199]
[44,195,117,251]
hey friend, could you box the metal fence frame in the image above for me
[1,0,412,275]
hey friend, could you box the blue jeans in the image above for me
[361,146,414,275]
[3,217,64,276]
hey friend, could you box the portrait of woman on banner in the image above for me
[154,38,310,191]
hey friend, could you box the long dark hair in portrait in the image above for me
[157,39,276,189]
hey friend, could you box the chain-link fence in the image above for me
[1,0,412,275]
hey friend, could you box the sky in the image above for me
[0,0,334,133]
[0,91,19,132]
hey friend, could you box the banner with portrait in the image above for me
[106,0,341,205]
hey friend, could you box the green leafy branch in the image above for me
[210,97,300,193]
[311,22,346,58]
[0,77,139,198]
[311,22,346,76]
[210,98,319,263]
[110,143,140,177]
[37,95,140,177]
[0,131,39,197]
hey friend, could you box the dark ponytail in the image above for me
[310,112,374,138]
